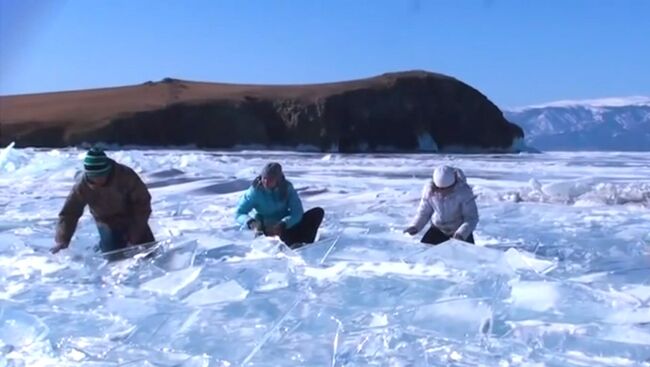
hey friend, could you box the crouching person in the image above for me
[236,162,324,248]
[404,165,479,245]
[51,147,155,256]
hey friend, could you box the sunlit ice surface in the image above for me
[1,145,650,366]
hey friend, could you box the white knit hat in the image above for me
[433,165,456,188]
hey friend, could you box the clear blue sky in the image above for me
[1,0,649,107]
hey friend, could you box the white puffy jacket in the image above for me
[410,168,479,239]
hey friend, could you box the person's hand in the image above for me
[247,219,261,231]
[247,219,264,237]
[267,222,286,237]
[403,226,418,235]
[452,232,464,240]
[50,242,69,254]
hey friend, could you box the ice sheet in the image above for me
[1,147,650,365]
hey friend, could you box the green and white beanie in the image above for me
[84,147,113,177]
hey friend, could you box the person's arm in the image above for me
[126,169,152,243]
[236,188,257,227]
[280,184,304,229]
[455,193,479,240]
[409,183,434,233]
[53,185,86,252]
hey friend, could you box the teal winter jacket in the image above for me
[235,178,304,229]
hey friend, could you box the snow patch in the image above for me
[510,96,650,111]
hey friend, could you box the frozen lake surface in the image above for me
[1,146,650,366]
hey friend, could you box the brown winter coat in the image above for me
[55,160,154,246]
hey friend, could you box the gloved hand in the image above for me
[403,226,418,235]
[50,242,69,254]
[247,219,263,236]
[247,219,260,230]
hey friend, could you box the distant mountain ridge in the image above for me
[504,96,650,151]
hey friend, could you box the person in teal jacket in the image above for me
[236,162,324,247]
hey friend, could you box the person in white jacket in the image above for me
[404,165,479,245]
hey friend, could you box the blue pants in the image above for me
[97,224,129,253]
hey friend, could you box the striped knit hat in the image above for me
[84,147,113,177]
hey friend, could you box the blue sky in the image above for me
[1,0,649,107]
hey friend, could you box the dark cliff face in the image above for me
[0,71,524,152]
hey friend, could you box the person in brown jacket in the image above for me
[50,147,155,255]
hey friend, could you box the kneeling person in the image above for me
[236,162,324,248]
[404,165,479,245]
[51,147,155,255]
